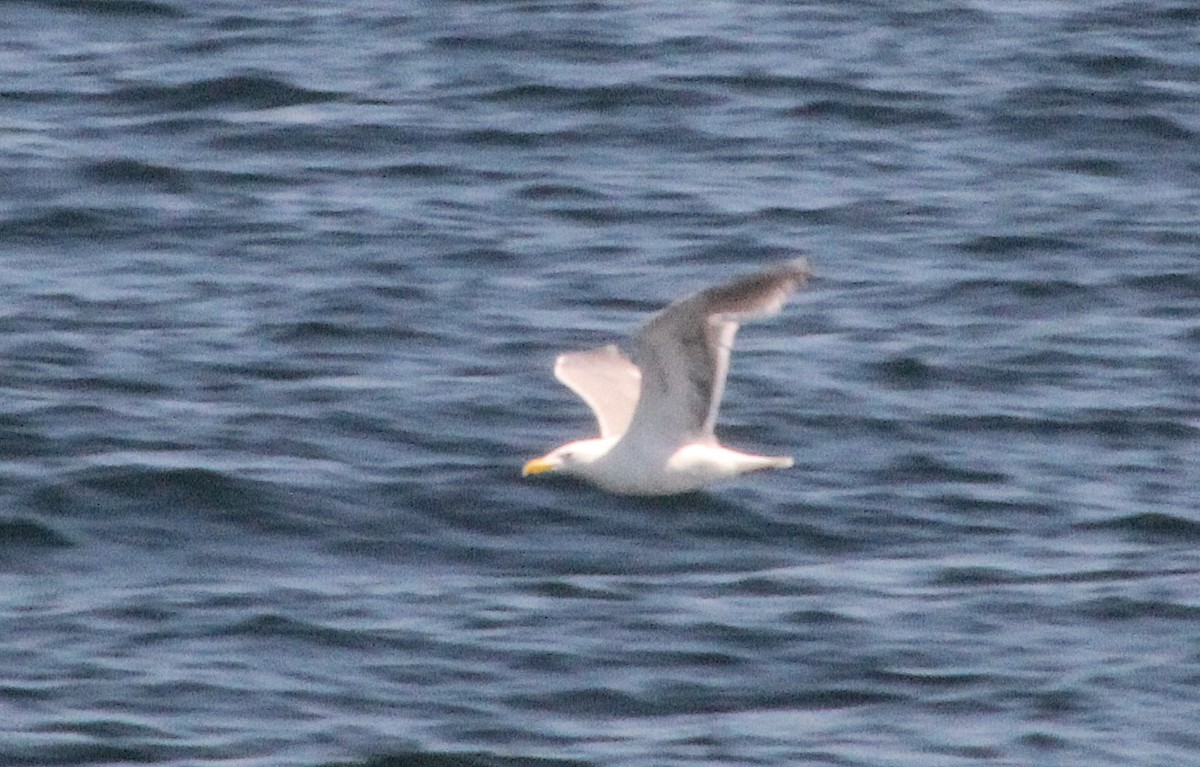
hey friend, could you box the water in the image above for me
[3,1,1200,765]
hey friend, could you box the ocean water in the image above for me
[2,1,1200,765]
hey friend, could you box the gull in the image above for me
[523,259,811,495]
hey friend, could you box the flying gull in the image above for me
[523,259,812,495]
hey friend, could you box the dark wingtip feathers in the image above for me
[698,257,813,319]
[777,257,813,287]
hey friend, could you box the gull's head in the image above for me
[522,438,613,480]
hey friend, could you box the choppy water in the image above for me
[3,1,1200,765]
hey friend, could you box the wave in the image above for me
[23,0,182,18]
[0,206,152,245]
[990,84,1196,145]
[927,411,1198,440]
[79,159,190,192]
[1079,512,1200,542]
[224,614,424,653]
[45,464,328,538]
[482,82,723,110]
[0,517,73,549]
[507,682,901,717]
[882,453,1007,484]
[111,74,344,112]
[1075,595,1200,621]
[788,99,958,128]
[322,752,597,767]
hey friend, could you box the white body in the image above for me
[562,438,794,495]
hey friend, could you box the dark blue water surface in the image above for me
[3,1,1200,765]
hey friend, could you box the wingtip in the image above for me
[782,257,813,283]
[757,257,812,302]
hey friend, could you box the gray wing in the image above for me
[554,344,642,439]
[623,258,811,445]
